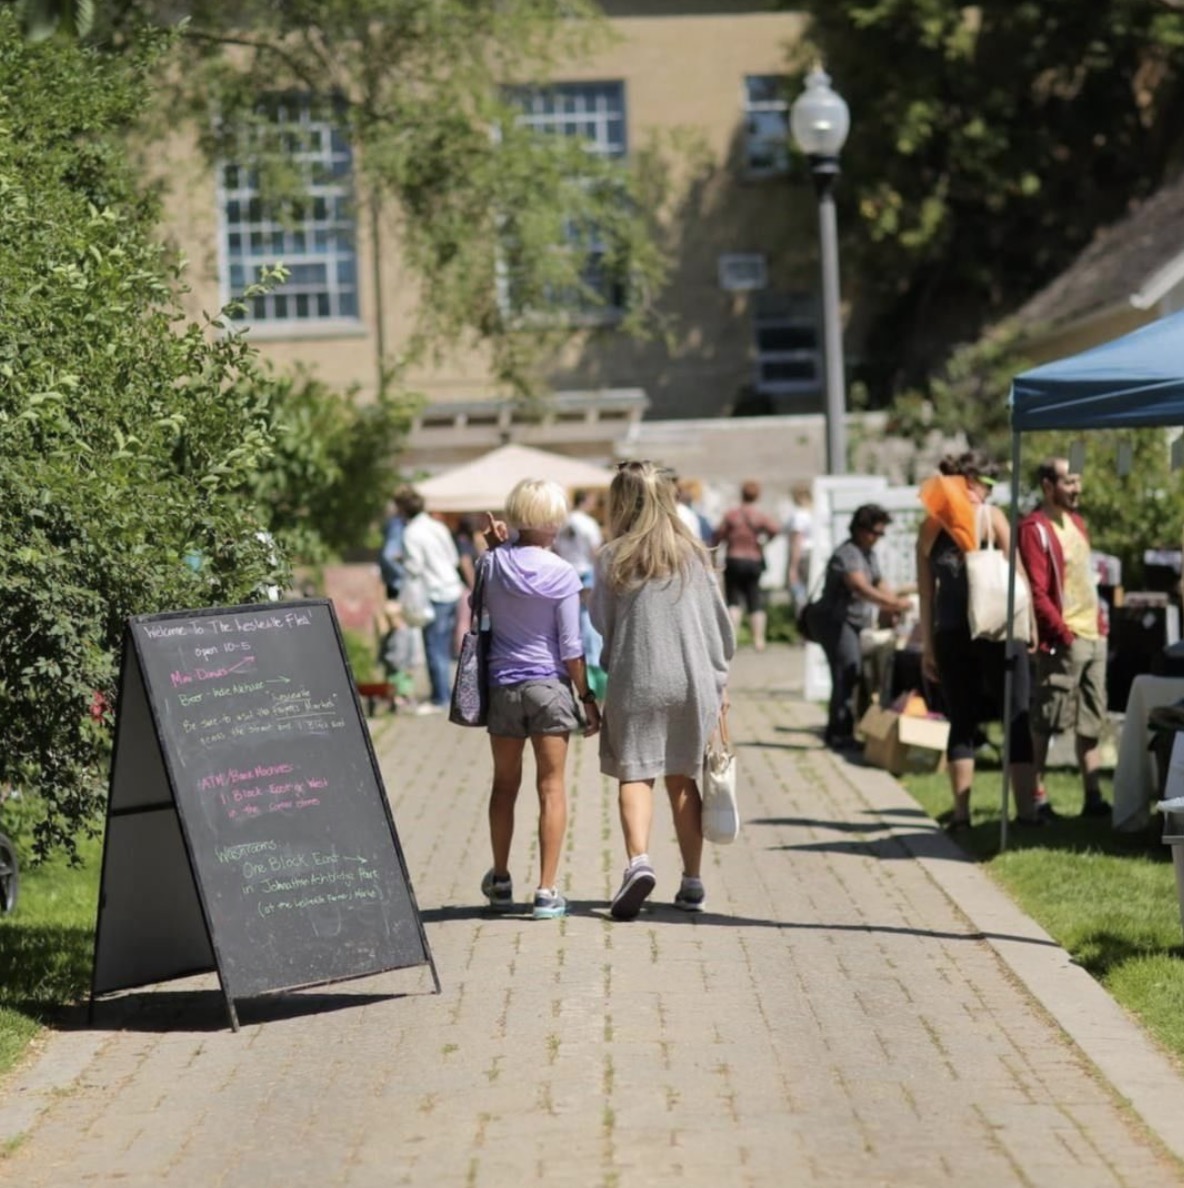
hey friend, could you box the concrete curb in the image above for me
[841,754,1184,1164]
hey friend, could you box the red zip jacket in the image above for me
[1017,508,1107,652]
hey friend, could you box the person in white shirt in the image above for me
[676,477,713,544]
[785,481,814,608]
[553,489,603,581]
[397,486,464,714]
[553,489,606,685]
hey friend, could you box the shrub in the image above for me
[0,16,285,856]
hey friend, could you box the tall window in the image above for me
[753,293,821,397]
[218,95,359,325]
[743,75,790,179]
[504,81,628,317]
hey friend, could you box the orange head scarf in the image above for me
[918,473,979,553]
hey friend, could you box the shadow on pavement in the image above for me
[748,816,890,832]
[771,831,974,863]
[419,902,1057,948]
[738,738,825,752]
[77,988,405,1033]
[747,814,978,863]
[600,906,1059,948]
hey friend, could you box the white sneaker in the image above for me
[413,703,444,716]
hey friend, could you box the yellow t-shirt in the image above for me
[1051,516,1099,640]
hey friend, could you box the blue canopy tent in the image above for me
[1012,310,1184,432]
[995,310,1184,846]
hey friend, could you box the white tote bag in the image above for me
[966,504,1030,643]
[400,573,436,628]
[701,707,740,845]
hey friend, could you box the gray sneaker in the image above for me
[673,875,706,913]
[481,869,513,911]
[532,888,567,920]
[610,856,656,921]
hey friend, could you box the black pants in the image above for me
[934,627,1033,764]
[723,558,765,614]
[817,619,861,742]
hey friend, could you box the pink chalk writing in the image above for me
[169,657,257,687]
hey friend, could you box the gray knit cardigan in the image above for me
[589,549,735,782]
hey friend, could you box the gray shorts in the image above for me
[487,678,582,739]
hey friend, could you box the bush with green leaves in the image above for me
[0,14,287,857]
[248,366,419,564]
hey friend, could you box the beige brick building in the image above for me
[163,2,825,470]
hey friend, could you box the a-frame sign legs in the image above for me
[90,635,238,1030]
[92,603,438,1031]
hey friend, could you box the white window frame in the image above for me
[215,93,361,333]
[743,75,790,180]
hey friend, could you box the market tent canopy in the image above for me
[1000,308,1184,849]
[1011,308,1184,431]
[413,443,615,514]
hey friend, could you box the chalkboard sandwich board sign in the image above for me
[90,600,438,1031]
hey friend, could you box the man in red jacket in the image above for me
[1018,457,1111,818]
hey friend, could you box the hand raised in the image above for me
[482,511,509,547]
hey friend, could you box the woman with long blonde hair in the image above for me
[589,461,735,920]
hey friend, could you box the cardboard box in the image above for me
[859,705,949,777]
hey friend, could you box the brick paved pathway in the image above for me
[2,646,1183,1186]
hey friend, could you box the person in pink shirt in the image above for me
[713,480,780,652]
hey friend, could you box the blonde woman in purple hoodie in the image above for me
[478,479,600,920]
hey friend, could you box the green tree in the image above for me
[250,367,419,563]
[1023,430,1184,590]
[108,0,671,395]
[877,320,1032,466]
[0,13,285,856]
[786,1,1184,403]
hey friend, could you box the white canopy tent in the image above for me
[414,444,615,514]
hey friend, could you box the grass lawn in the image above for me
[0,824,100,1078]
[903,760,1184,1061]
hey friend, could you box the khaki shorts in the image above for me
[1033,636,1107,739]
[487,678,582,739]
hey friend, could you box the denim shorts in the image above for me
[487,678,582,738]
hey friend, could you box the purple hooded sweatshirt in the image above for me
[479,545,583,687]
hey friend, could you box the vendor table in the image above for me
[1112,674,1184,831]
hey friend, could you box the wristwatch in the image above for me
[580,691,597,703]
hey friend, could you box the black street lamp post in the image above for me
[791,67,850,475]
